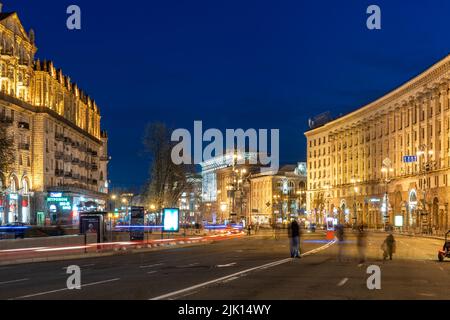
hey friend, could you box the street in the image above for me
[0,231,448,300]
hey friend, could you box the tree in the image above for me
[143,122,195,210]
[0,122,15,179]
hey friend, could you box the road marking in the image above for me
[337,278,348,287]
[139,263,164,269]
[221,276,239,283]
[147,271,158,275]
[10,278,120,300]
[0,278,29,285]
[150,240,335,300]
[418,293,436,297]
[178,262,199,268]
[217,263,237,268]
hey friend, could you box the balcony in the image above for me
[17,121,30,130]
[0,116,13,126]
[18,143,30,151]
[91,164,98,171]
[55,169,64,177]
[63,155,72,162]
[71,158,80,165]
[55,151,64,160]
[55,133,64,141]
[64,172,73,178]
[63,137,72,146]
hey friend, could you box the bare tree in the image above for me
[0,122,15,178]
[143,122,195,210]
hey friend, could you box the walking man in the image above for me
[288,219,301,258]
[356,225,367,264]
[382,233,396,260]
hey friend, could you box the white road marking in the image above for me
[221,276,239,283]
[337,278,348,287]
[147,271,158,275]
[178,262,199,268]
[217,263,237,268]
[418,293,436,297]
[139,263,164,269]
[0,278,29,285]
[150,240,336,300]
[10,278,120,300]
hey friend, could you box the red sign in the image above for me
[22,199,29,207]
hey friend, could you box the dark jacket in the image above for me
[289,221,300,238]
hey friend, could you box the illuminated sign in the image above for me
[395,215,403,227]
[163,208,179,232]
[49,192,63,198]
[9,193,18,200]
[47,197,69,202]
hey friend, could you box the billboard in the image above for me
[163,208,179,232]
[80,214,103,243]
[130,206,145,241]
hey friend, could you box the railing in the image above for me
[18,143,30,151]
[55,133,64,141]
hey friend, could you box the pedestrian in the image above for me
[356,225,367,264]
[382,233,396,260]
[247,224,252,236]
[288,219,301,258]
[335,224,345,262]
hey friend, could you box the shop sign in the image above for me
[47,197,69,202]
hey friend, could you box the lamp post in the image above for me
[417,144,435,234]
[350,177,360,228]
[381,163,394,230]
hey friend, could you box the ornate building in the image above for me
[0,7,108,226]
[250,163,307,226]
[305,54,450,234]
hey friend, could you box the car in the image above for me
[0,222,29,239]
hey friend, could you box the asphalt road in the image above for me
[0,231,448,300]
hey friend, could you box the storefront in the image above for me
[46,191,106,227]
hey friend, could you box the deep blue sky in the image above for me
[8,1,450,190]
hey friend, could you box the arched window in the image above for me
[22,177,29,194]
[10,175,18,192]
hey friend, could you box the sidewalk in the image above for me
[367,228,446,241]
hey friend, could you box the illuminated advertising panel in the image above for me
[163,208,179,232]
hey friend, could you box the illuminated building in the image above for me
[305,54,450,233]
[249,163,307,225]
[0,6,108,226]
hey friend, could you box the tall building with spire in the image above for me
[0,4,109,226]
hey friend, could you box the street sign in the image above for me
[403,155,417,163]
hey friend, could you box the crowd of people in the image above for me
[285,219,397,262]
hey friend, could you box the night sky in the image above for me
[9,0,450,190]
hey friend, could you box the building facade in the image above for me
[250,163,307,225]
[0,9,108,226]
[305,54,450,234]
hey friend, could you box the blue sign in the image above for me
[403,155,417,163]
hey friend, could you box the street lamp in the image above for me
[350,177,360,227]
[416,144,435,233]
[381,163,394,230]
